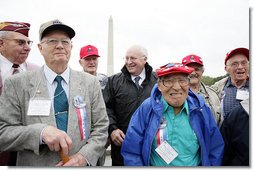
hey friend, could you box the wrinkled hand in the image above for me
[42,126,72,156]
[111,129,125,146]
[56,153,87,166]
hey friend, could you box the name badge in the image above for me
[27,99,51,116]
[155,141,178,164]
[236,89,249,101]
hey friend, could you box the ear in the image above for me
[224,65,228,73]
[0,39,4,51]
[37,43,42,52]
[157,81,163,92]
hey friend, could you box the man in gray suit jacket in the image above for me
[0,19,109,166]
[0,21,40,166]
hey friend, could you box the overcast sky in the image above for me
[0,0,249,77]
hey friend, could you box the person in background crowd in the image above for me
[121,63,224,166]
[0,21,40,166]
[103,45,157,166]
[79,45,108,89]
[182,54,223,126]
[0,19,109,166]
[220,98,249,166]
[79,44,109,166]
[211,48,249,118]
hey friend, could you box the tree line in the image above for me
[201,74,228,86]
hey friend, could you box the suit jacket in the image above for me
[0,68,109,166]
[0,62,40,95]
[0,61,40,166]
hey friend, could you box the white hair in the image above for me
[126,45,148,58]
[0,31,10,38]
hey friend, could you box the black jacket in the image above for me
[103,62,157,135]
[220,100,249,166]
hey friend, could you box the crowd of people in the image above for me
[0,19,249,166]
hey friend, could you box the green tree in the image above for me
[202,74,228,86]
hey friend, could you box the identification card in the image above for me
[155,141,178,164]
[236,89,249,101]
[27,99,51,116]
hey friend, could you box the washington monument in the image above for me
[107,16,114,76]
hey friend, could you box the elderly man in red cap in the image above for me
[79,44,109,166]
[182,54,223,126]
[79,45,108,89]
[211,47,249,118]
[0,21,39,166]
[121,63,224,166]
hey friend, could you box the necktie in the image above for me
[54,76,69,132]
[12,64,20,75]
[134,76,141,89]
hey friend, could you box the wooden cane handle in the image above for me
[60,149,70,164]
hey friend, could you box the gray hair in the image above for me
[0,31,10,39]
[126,45,148,58]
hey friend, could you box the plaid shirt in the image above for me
[222,78,249,118]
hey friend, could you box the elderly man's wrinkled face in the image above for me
[187,63,204,86]
[158,73,189,113]
[79,55,99,76]
[38,30,72,70]
[124,48,147,76]
[225,54,249,82]
[0,31,31,64]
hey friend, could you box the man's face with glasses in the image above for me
[38,30,72,70]
[158,73,189,112]
[225,54,249,83]
[124,46,147,76]
[0,31,31,64]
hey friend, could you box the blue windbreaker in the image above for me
[121,84,224,166]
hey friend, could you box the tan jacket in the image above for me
[210,77,228,99]
[0,68,109,166]
[198,82,223,127]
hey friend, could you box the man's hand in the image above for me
[56,153,87,166]
[42,126,72,156]
[110,129,125,146]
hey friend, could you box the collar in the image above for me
[225,77,249,88]
[131,67,146,82]
[0,53,27,72]
[43,64,70,85]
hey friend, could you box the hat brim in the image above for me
[40,24,75,40]
[81,54,100,59]
[225,48,249,64]
[157,68,194,77]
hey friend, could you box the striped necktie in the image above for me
[54,76,69,132]
[134,76,141,89]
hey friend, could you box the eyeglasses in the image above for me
[226,61,249,69]
[3,38,33,47]
[124,56,146,61]
[160,77,189,87]
[41,38,72,47]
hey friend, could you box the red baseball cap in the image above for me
[182,54,203,66]
[0,21,30,37]
[156,63,194,77]
[80,45,100,59]
[225,47,249,65]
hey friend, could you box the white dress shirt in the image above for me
[0,54,27,83]
[43,64,70,100]
[131,67,146,86]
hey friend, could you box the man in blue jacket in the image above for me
[121,63,224,166]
